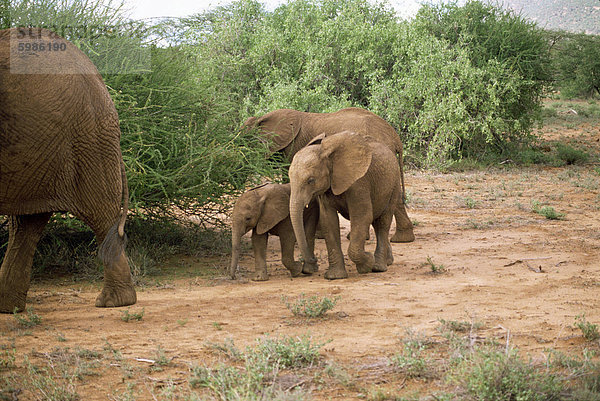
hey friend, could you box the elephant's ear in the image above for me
[256,184,291,235]
[321,131,372,196]
[256,110,302,153]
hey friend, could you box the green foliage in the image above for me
[409,0,551,164]
[13,306,42,328]
[451,347,564,401]
[120,308,145,322]
[192,335,323,400]
[555,143,590,165]
[575,314,600,341]
[282,293,340,318]
[531,200,565,220]
[424,256,446,274]
[553,32,600,98]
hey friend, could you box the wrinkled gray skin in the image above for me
[243,107,414,243]
[230,183,318,281]
[0,28,136,312]
[289,132,400,280]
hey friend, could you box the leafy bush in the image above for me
[555,143,590,165]
[553,32,600,99]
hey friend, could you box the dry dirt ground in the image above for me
[1,101,600,400]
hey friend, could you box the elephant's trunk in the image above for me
[230,224,243,279]
[290,194,317,267]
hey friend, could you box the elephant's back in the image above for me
[308,108,402,154]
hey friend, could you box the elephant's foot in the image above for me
[251,270,269,281]
[0,291,26,313]
[372,264,388,273]
[285,262,303,278]
[391,229,415,243]
[324,266,348,280]
[355,252,375,274]
[386,251,394,266]
[302,260,318,275]
[95,284,137,308]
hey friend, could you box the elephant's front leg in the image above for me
[251,230,269,281]
[278,224,302,278]
[318,196,347,280]
[0,213,52,313]
[347,202,374,274]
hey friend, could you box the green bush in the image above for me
[555,143,590,165]
[553,32,600,99]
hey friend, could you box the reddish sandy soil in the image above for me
[1,108,599,399]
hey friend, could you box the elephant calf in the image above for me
[229,183,318,281]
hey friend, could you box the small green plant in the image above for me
[252,334,327,369]
[575,314,600,341]
[438,318,483,333]
[282,293,340,318]
[13,306,42,328]
[0,346,16,370]
[465,197,478,209]
[212,322,222,331]
[531,201,565,220]
[120,308,144,322]
[391,330,432,379]
[192,335,323,400]
[424,256,446,274]
[451,347,564,400]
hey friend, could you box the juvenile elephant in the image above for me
[289,131,400,280]
[0,28,136,312]
[243,107,414,243]
[230,183,318,281]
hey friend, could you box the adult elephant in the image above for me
[243,107,414,243]
[0,27,136,312]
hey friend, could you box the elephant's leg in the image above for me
[303,204,319,273]
[319,198,347,280]
[391,202,415,243]
[373,212,394,272]
[278,226,302,278]
[250,230,269,281]
[89,218,136,308]
[347,216,375,275]
[0,213,51,313]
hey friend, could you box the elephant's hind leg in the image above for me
[391,203,415,243]
[94,221,136,308]
[373,213,393,272]
[0,213,52,313]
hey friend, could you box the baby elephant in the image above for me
[229,183,318,281]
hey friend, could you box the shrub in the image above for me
[555,143,590,165]
[451,347,564,401]
[575,314,600,341]
[282,293,340,318]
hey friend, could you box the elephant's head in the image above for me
[243,109,302,156]
[229,183,291,279]
[288,131,373,266]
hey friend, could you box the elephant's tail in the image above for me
[117,159,129,238]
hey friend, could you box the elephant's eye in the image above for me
[307,177,316,185]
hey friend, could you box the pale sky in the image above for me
[122,0,423,21]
